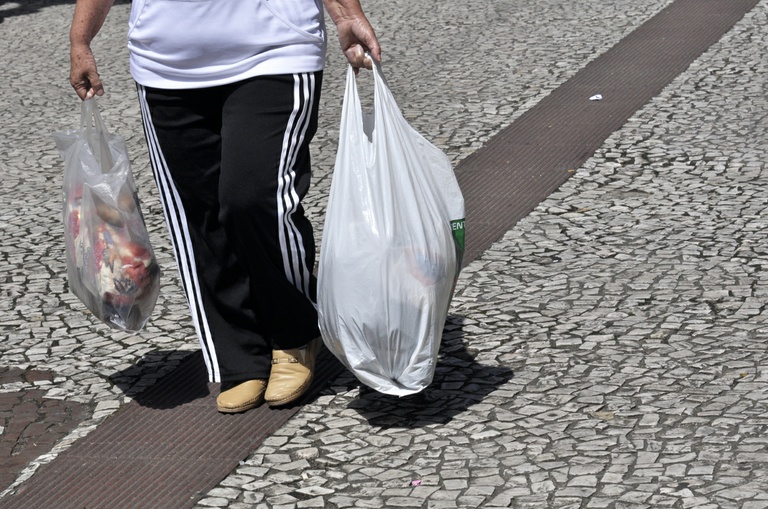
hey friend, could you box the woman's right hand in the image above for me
[70,43,104,100]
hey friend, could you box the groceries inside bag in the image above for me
[318,60,465,396]
[53,99,160,331]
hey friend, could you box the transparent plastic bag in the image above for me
[317,60,465,396]
[53,99,160,331]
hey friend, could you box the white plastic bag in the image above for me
[53,99,161,331]
[318,60,465,396]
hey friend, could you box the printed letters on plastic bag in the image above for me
[318,61,465,396]
[53,99,161,331]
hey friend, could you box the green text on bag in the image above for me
[451,218,465,266]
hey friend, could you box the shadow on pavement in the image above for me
[0,0,132,20]
[0,0,131,23]
[106,316,515,417]
[1,0,72,23]
[348,315,515,429]
[108,349,210,409]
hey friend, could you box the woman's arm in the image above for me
[69,0,115,99]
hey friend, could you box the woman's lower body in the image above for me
[136,71,323,410]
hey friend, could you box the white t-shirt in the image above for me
[127,0,327,89]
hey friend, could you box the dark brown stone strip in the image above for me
[0,350,344,509]
[0,368,93,494]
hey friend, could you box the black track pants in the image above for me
[136,72,322,383]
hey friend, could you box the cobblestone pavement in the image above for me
[1,0,767,508]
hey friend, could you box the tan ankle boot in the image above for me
[265,337,321,407]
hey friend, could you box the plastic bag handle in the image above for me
[342,54,402,168]
[81,98,115,174]
[364,52,388,88]
[348,52,387,94]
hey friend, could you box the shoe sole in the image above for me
[217,399,263,413]
[216,399,264,414]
